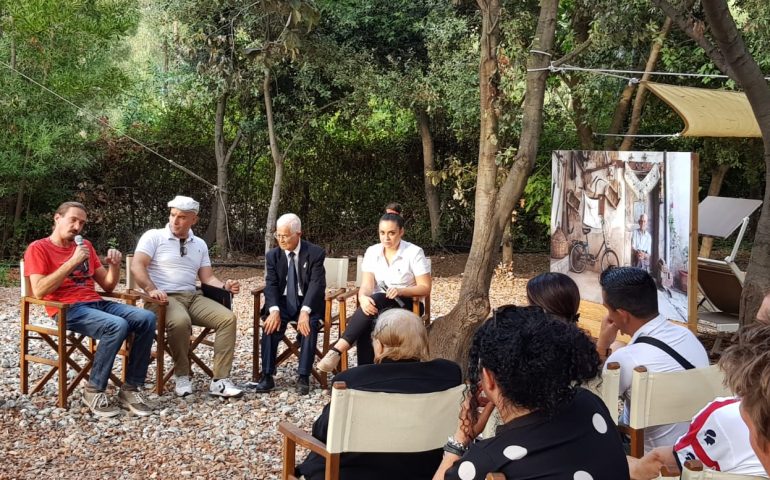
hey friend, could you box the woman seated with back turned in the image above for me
[433,306,629,480]
[296,309,462,480]
[526,271,581,323]
[317,203,431,372]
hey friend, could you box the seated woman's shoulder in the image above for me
[425,358,463,383]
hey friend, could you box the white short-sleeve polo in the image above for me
[361,240,430,293]
[134,224,210,293]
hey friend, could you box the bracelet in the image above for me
[443,436,469,456]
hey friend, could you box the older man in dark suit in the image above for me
[250,213,326,395]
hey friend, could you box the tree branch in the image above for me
[552,37,592,68]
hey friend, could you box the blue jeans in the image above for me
[66,300,156,391]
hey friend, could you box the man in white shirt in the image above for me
[631,214,652,271]
[598,267,708,453]
[131,195,242,398]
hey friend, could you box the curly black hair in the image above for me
[463,306,600,435]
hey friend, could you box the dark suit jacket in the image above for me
[296,359,463,480]
[262,240,326,320]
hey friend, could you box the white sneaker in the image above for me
[209,378,243,398]
[174,375,193,397]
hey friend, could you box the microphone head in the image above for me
[74,235,84,246]
[377,281,388,291]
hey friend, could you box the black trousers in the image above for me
[341,292,421,366]
[260,310,321,377]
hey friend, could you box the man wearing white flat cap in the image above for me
[131,195,242,398]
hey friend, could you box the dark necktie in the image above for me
[286,252,299,318]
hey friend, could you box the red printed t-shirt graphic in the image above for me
[24,238,103,316]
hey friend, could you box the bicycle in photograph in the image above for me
[569,216,619,273]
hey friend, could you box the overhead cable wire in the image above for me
[1,60,221,192]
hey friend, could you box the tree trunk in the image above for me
[428,0,559,365]
[417,108,441,244]
[619,17,674,151]
[565,74,594,149]
[698,163,730,258]
[263,68,284,254]
[502,215,513,264]
[695,0,770,325]
[604,78,638,150]
[213,91,243,259]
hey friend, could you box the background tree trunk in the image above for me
[264,68,284,254]
[428,0,559,366]
[502,216,513,264]
[213,91,242,259]
[417,108,441,244]
[698,163,730,258]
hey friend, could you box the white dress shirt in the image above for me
[361,240,430,293]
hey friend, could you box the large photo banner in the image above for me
[550,151,696,323]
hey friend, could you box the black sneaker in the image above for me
[296,376,310,395]
[245,375,275,393]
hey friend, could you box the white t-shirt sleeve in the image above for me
[134,230,159,257]
[410,246,431,277]
[199,240,212,268]
[361,245,377,273]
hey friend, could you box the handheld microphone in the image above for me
[378,281,405,307]
[73,235,89,271]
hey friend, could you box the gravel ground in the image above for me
[0,255,546,480]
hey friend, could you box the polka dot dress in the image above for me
[445,388,630,480]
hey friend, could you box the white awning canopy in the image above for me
[643,81,761,138]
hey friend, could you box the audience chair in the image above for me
[680,459,764,480]
[334,255,432,372]
[278,381,465,480]
[252,257,349,389]
[620,364,731,458]
[586,362,621,421]
[20,260,138,408]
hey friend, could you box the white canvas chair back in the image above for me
[326,383,464,454]
[628,364,730,429]
[586,362,621,420]
[126,254,136,290]
[324,257,349,290]
[20,260,29,297]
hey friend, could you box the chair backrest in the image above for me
[628,364,731,429]
[698,261,742,314]
[681,459,762,480]
[325,382,464,454]
[126,254,136,290]
[586,362,621,420]
[20,259,30,297]
[325,257,349,290]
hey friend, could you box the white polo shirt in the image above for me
[674,397,765,476]
[605,314,709,453]
[134,224,211,293]
[361,240,430,293]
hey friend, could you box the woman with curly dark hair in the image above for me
[433,306,629,480]
[526,272,581,323]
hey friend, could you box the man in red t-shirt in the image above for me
[24,201,156,418]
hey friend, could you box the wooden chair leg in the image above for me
[20,300,29,395]
[628,427,644,458]
[282,429,297,480]
[58,310,68,409]
[253,293,263,382]
[155,307,166,394]
[325,453,340,480]
[339,300,348,373]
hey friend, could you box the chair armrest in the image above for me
[127,290,168,306]
[101,291,141,302]
[252,285,265,296]
[325,288,345,301]
[337,288,359,301]
[278,422,331,458]
[659,465,681,478]
[22,296,68,309]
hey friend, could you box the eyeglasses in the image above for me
[179,238,187,257]
[273,232,295,241]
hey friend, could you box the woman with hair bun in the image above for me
[526,271,581,323]
[433,306,629,480]
[317,202,432,371]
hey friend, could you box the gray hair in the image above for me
[276,213,302,234]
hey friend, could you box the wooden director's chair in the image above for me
[620,364,730,458]
[334,255,431,372]
[126,254,226,395]
[279,382,464,480]
[251,257,349,389]
[20,260,139,408]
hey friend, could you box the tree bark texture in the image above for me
[428,0,559,366]
[699,0,770,325]
[417,108,441,244]
[619,17,673,151]
[698,163,730,258]
[264,68,284,254]
[213,91,242,258]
